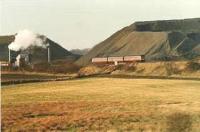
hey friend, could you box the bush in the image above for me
[49,63,80,73]
[166,113,192,132]
[115,63,136,71]
[78,65,102,76]
[32,61,80,74]
[165,63,181,75]
[186,61,200,71]
[32,62,50,72]
[123,64,136,71]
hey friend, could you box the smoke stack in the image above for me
[8,49,11,63]
[47,46,51,63]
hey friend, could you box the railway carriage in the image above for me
[92,57,108,63]
[92,55,145,65]
[124,55,145,62]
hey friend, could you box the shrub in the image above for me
[32,61,80,74]
[32,62,50,72]
[78,65,101,76]
[165,63,181,75]
[186,61,200,71]
[166,113,192,132]
[123,64,136,71]
[115,63,136,71]
[49,63,80,73]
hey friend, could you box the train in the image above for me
[92,55,145,65]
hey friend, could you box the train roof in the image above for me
[93,55,145,58]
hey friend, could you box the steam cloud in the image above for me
[8,29,46,51]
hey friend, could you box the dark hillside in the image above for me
[131,18,200,32]
[0,35,79,63]
[0,36,15,61]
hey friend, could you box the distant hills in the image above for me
[76,18,200,66]
[70,48,90,56]
[0,35,79,63]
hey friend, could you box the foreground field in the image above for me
[2,78,200,131]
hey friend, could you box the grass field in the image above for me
[1,72,72,84]
[2,78,200,131]
[1,72,68,82]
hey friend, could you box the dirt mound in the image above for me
[78,65,102,76]
[111,61,200,77]
[76,18,200,66]
[78,65,117,76]
[78,60,200,78]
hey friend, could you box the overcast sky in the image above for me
[0,0,200,50]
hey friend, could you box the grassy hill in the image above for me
[76,18,200,66]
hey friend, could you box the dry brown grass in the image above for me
[1,72,70,83]
[2,78,200,131]
[33,60,80,74]
[2,102,163,131]
[166,112,192,132]
[112,61,200,78]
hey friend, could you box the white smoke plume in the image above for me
[8,29,46,51]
